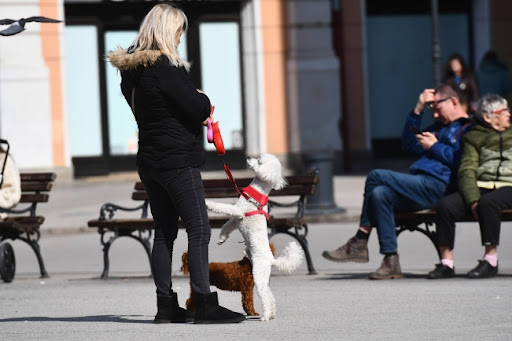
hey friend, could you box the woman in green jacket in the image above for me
[428,94,512,279]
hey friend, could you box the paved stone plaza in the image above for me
[1,174,511,340]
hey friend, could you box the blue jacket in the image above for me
[401,111,470,194]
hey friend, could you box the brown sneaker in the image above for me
[322,236,369,263]
[368,254,403,280]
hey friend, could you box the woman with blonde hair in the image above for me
[107,3,244,324]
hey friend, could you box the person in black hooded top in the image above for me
[107,3,244,324]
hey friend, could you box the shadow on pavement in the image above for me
[0,315,150,324]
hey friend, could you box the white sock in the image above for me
[483,253,498,267]
[441,258,454,269]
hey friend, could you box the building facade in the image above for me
[0,0,510,178]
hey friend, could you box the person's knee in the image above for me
[371,185,393,203]
[477,195,495,213]
[366,169,385,183]
[436,197,451,214]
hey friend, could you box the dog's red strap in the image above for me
[245,209,269,220]
[242,186,269,220]
[222,164,269,219]
[241,186,268,206]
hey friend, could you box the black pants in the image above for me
[138,166,211,296]
[436,187,512,249]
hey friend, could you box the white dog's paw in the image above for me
[260,314,274,322]
[217,235,228,245]
[204,199,214,210]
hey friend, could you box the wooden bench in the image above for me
[0,172,57,281]
[395,208,512,259]
[88,171,320,278]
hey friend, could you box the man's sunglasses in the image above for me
[426,97,451,109]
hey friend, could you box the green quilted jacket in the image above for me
[458,123,512,207]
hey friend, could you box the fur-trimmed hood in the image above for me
[107,48,164,71]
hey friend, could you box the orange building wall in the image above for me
[40,0,66,167]
[260,0,288,154]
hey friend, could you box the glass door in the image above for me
[199,22,244,152]
[65,26,103,157]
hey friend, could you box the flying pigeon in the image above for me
[0,16,61,36]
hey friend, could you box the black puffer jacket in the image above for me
[108,49,211,169]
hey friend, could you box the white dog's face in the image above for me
[247,153,287,190]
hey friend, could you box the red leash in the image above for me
[208,106,269,220]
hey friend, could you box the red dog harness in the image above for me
[241,186,269,220]
[222,163,270,220]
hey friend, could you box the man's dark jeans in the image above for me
[138,166,211,296]
[360,169,446,254]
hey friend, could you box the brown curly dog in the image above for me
[180,244,275,316]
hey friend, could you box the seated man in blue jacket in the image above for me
[323,84,470,279]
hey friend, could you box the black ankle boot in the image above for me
[154,293,194,324]
[194,292,245,324]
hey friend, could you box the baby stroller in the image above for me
[0,139,16,283]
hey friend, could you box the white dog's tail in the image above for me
[272,242,304,273]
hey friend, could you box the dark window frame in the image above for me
[65,0,247,176]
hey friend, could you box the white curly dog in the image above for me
[205,153,304,321]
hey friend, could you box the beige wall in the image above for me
[40,0,66,167]
[260,0,289,154]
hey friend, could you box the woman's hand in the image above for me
[202,114,213,126]
[471,202,479,220]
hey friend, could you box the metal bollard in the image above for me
[303,151,346,215]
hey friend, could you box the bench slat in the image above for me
[89,217,232,230]
[21,182,53,192]
[132,180,317,201]
[20,172,56,182]
[0,216,45,232]
[395,208,512,224]
[19,193,49,203]
[134,175,318,192]
[88,218,154,230]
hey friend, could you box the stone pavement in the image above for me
[2,171,512,340]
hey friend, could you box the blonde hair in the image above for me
[130,3,190,71]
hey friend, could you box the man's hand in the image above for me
[416,131,438,150]
[414,89,435,115]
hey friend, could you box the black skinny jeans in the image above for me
[138,166,211,296]
[436,186,512,249]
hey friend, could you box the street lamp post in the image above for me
[431,0,442,86]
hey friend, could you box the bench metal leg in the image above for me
[100,234,115,279]
[396,223,442,260]
[127,232,153,277]
[19,232,49,278]
[99,229,153,279]
[269,224,317,275]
